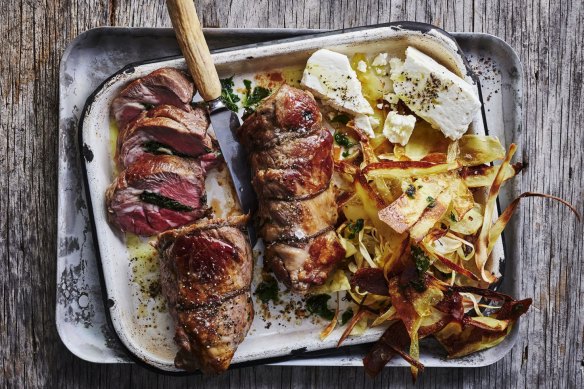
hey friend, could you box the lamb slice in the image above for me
[157,215,253,373]
[256,185,337,243]
[105,155,208,236]
[236,84,322,151]
[111,68,194,130]
[264,229,346,292]
[117,105,214,169]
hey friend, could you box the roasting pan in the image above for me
[76,22,516,372]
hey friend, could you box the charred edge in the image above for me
[356,171,386,209]
[265,226,334,246]
[259,183,331,202]
[177,287,251,312]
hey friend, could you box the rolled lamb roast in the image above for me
[237,84,345,292]
[157,215,254,373]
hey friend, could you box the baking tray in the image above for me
[58,27,523,369]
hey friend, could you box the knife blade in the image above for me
[166,0,257,245]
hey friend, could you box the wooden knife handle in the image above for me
[166,0,221,101]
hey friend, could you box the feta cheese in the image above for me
[301,49,373,115]
[372,53,389,67]
[356,60,368,73]
[390,47,481,140]
[353,114,375,138]
[383,92,399,104]
[383,111,417,146]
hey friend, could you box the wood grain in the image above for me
[1,0,582,388]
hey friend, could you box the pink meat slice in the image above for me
[111,68,195,130]
[105,155,208,236]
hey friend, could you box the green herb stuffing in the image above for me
[139,191,193,212]
[405,184,416,199]
[347,218,364,239]
[255,276,279,304]
[306,294,335,321]
[242,79,271,118]
[340,308,354,325]
[331,114,350,125]
[220,77,240,112]
[142,141,191,158]
[426,196,436,209]
[410,245,431,292]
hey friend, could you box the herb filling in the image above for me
[139,191,193,212]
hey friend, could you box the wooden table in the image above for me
[1,0,582,387]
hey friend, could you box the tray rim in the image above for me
[60,25,523,370]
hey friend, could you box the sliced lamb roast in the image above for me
[116,104,215,169]
[237,84,345,292]
[111,68,194,130]
[105,155,208,236]
[157,215,253,374]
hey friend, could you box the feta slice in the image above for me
[372,53,389,67]
[301,49,373,115]
[356,60,368,73]
[383,111,417,146]
[383,93,399,104]
[390,47,481,140]
[354,114,375,138]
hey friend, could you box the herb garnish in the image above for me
[405,184,416,199]
[331,114,350,125]
[255,276,279,304]
[242,79,271,118]
[220,77,240,112]
[139,191,193,212]
[347,218,364,239]
[334,131,357,157]
[340,308,354,325]
[426,196,436,209]
[450,212,457,222]
[410,245,431,292]
[306,294,335,320]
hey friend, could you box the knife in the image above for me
[166,0,257,244]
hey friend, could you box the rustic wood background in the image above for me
[1,0,582,387]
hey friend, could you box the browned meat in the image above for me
[250,130,333,200]
[157,215,253,374]
[105,155,208,236]
[265,230,345,291]
[111,68,194,129]
[116,104,214,169]
[237,84,345,292]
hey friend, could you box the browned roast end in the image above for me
[111,68,194,130]
[105,155,208,236]
[157,216,254,374]
[264,230,345,292]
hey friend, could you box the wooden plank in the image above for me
[0,0,582,387]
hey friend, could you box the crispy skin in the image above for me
[238,85,344,292]
[116,105,214,169]
[111,68,194,129]
[105,155,208,236]
[157,216,253,374]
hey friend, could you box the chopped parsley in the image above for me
[426,196,436,209]
[331,114,350,125]
[242,79,271,118]
[139,191,193,212]
[334,131,357,157]
[405,184,416,199]
[340,308,354,325]
[255,276,279,304]
[347,218,364,239]
[410,245,431,292]
[220,77,240,112]
[306,294,335,321]
[450,212,457,222]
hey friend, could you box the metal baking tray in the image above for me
[58,26,523,370]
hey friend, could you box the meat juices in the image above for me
[157,215,253,374]
[238,84,345,292]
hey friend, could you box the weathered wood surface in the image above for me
[1,0,582,387]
